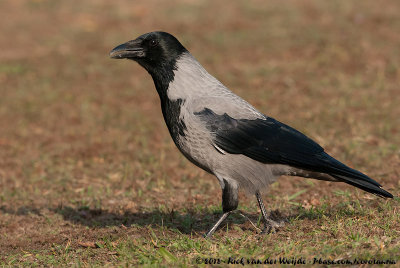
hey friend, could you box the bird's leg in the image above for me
[204,179,238,238]
[256,191,270,233]
[256,191,284,234]
[204,211,231,238]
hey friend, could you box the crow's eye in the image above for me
[149,39,158,47]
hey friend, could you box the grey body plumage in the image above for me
[166,53,287,193]
[110,31,392,238]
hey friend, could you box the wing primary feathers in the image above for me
[195,108,393,198]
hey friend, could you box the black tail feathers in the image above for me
[320,153,393,198]
[332,174,393,198]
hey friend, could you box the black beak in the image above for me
[109,39,145,59]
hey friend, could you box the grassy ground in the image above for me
[1,0,400,266]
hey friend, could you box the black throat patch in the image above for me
[145,54,188,142]
[162,98,187,139]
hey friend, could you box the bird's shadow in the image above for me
[0,204,269,234]
[0,202,366,235]
[52,205,255,234]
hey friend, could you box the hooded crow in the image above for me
[110,31,393,238]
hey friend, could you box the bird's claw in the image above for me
[260,218,285,235]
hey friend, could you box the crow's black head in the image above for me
[110,31,187,75]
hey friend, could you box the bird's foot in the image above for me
[238,210,285,234]
[238,211,262,233]
[260,218,285,234]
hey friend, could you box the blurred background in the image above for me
[0,0,399,263]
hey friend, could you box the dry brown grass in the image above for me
[0,0,399,265]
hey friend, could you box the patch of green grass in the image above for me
[0,63,27,75]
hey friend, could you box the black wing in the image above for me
[196,108,392,198]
